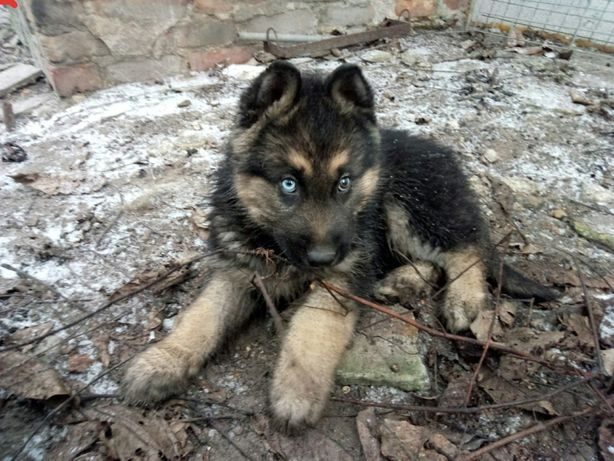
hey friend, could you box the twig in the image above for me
[464,255,506,406]
[319,281,585,375]
[459,399,608,461]
[208,420,257,461]
[575,261,604,372]
[251,273,285,336]
[332,374,593,414]
[10,358,131,461]
[0,256,203,352]
[1,263,70,301]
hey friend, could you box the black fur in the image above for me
[208,62,557,304]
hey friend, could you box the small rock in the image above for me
[1,142,27,162]
[602,349,614,376]
[342,385,351,394]
[570,89,593,106]
[483,148,498,163]
[177,99,191,108]
[571,213,614,251]
[415,116,430,125]
[330,48,342,58]
[253,51,276,64]
[460,39,476,50]
[446,119,460,130]
[582,183,614,209]
[551,208,567,219]
[337,307,429,392]
[361,50,394,63]
[557,49,573,60]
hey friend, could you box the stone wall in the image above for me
[12,0,469,96]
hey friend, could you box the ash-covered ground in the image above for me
[1,25,613,461]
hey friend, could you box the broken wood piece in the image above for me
[3,101,15,131]
[264,22,413,59]
[569,89,594,106]
[0,63,43,97]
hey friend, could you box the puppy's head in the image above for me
[230,62,381,268]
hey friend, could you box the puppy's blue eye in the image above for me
[280,177,297,194]
[337,175,351,193]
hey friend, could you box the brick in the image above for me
[48,63,103,97]
[443,0,470,11]
[194,0,233,15]
[24,0,86,35]
[105,55,185,84]
[394,0,437,17]
[81,0,189,56]
[39,31,109,64]
[188,46,253,71]
[0,64,43,97]
[238,9,318,34]
[154,18,236,57]
[321,4,375,28]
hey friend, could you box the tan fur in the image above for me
[327,150,349,176]
[235,173,280,222]
[122,270,255,404]
[288,149,314,176]
[270,281,357,429]
[440,248,488,332]
[355,167,380,209]
[375,261,439,305]
[384,201,443,263]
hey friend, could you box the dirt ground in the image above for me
[1,13,613,461]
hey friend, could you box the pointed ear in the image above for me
[326,64,374,116]
[238,61,301,127]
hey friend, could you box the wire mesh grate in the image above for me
[467,0,614,51]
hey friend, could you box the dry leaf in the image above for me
[560,314,594,348]
[10,172,105,195]
[439,374,472,408]
[479,375,559,415]
[499,300,517,327]
[599,419,614,461]
[470,310,504,342]
[83,405,184,460]
[380,419,426,461]
[0,351,70,399]
[190,206,210,240]
[109,261,190,302]
[569,89,594,106]
[602,349,614,376]
[268,429,353,461]
[6,321,54,347]
[356,408,382,461]
[93,334,111,368]
[428,433,459,459]
[67,353,94,373]
[48,421,102,460]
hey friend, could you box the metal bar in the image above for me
[238,32,333,43]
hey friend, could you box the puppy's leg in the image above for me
[375,261,439,304]
[122,270,256,404]
[440,247,488,332]
[270,282,357,430]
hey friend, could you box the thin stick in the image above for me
[1,263,70,301]
[332,374,593,414]
[459,400,607,461]
[464,256,506,406]
[319,281,584,375]
[252,273,284,335]
[9,358,131,461]
[575,261,604,372]
[0,256,203,352]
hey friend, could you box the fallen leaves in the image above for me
[83,405,186,460]
[356,408,382,461]
[67,353,95,373]
[0,351,70,400]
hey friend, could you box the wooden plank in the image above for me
[0,63,43,98]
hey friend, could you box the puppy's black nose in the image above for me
[307,246,337,267]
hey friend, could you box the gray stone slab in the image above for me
[0,64,43,97]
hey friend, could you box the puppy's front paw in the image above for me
[442,287,487,333]
[375,261,439,304]
[270,361,329,432]
[122,345,193,405]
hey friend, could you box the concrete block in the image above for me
[47,63,103,97]
[154,17,236,58]
[194,0,233,16]
[24,0,86,35]
[320,4,375,29]
[39,31,109,64]
[105,55,186,84]
[0,63,43,97]
[238,9,318,34]
[80,0,188,56]
[188,46,254,71]
[394,0,437,17]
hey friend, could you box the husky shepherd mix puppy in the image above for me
[123,62,556,429]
